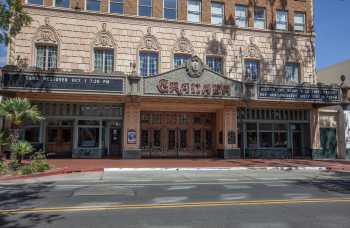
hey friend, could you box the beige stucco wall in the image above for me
[10,6,316,84]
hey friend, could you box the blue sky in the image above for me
[0,0,350,69]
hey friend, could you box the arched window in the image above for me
[92,23,117,73]
[243,42,263,81]
[284,48,303,83]
[206,34,226,74]
[173,30,194,69]
[138,27,160,76]
[33,18,60,70]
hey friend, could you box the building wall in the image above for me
[10,0,316,83]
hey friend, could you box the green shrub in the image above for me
[30,152,50,173]
[20,165,33,175]
[0,160,8,174]
[8,160,21,171]
[10,140,33,163]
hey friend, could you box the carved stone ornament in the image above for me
[206,34,227,56]
[140,27,160,51]
[244,44,262,59]
[286,48,302,63]
[34,18,59,45]
[186,55,204,78]
[94,23,116,48]
[174,29,194,54]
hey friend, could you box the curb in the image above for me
[0,168,103,181]
[104,166,329,172]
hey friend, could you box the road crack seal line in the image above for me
[2,197,350,215]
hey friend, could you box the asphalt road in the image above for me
[1,170,350,228]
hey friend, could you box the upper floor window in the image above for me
[207,56,223,74]
[110,0,124,14]
[294,12,305,32]
[211,2,224,25]
[140,52,158,76]
[276,10,288,30]
[86,0,101,11]
[188,0,201,23]
[245,60,260,81]
[94,49,114,73]
[285,63,300,83]
[27,0,43,5]
[139,0,152,17]
[36,45,57,70]
[174,54,191,68]
[164,0,177,20]
[235,5,247,28]
[254,7,265,29]
[55,0,69,8]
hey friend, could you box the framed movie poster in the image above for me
[127,129,137,144]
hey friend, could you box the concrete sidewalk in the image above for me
[47,159,350,172]
[1,159,350,181]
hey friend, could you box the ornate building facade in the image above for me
[0,0,342,159]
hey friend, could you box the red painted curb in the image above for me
[0,168,104,181]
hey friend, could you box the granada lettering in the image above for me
[157,79,231,96]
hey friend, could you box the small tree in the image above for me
[0,98,42,143]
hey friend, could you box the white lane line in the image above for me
[223,185,252,190]
[167,185,196,191]
[263,183,289,187]
[284,193,313,200]
[54,185,87,190]
[151,196,188,204]
[220,193,248,200]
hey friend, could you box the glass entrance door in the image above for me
[109,127,122,157]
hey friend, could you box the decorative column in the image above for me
[216,106,240,159]
[310,107,321,159]
[337,106,346,159]
[123,100,141,159]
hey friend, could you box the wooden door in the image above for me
[47,127,73,158]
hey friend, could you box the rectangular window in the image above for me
[55,0,70,8]
[246,123,257,149]
[188,0,201,23]
[94,49,114,73]
[164,0,177,20]
[285,63,300,83]
[139,0,152,17]
[259,123,273,148]
[273,124,287,148]
[276,10,288,30]
[294,12,305,32]
[27,0,43,5]
[78,128,99,148]
[206,56,223,74]
[254,7,265,29]
[153,130,161,147]
[235,5,247,28]
[24,127,40,143]
[110,0,123,14]
[245,60,260,81]
[211,2,224,25]
[86,0,101,11]
[140,52,159,76]
[36,46,57,70]
[174,54,191,68]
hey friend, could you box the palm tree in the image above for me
[10,140,33,163]
[0,98,42,143]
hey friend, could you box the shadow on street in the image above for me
[0,182,64,228]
